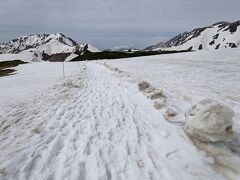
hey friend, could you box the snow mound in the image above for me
[184,99,234,142]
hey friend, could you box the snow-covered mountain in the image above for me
[0,33,100,61]
[87,44,100,53]
[146,20,240,51]
[144,42,166,51]
[0,33,78,54]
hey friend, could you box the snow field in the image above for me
[1,49,240,179]
[1,61,231,180]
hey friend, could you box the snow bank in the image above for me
[184,99,234,142]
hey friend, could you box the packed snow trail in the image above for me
[0,62,227,180]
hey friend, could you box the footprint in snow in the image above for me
[166,149,185,160]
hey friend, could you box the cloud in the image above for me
[0,0,239,49]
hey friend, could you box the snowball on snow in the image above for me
[184,99,234,142]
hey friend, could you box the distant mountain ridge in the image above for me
[144,42,166,51]
[104,45,139,52]
[0,33,100,61]
[145,20,240,51]
[0,33,78,54]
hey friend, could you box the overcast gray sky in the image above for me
[0,0,239,49]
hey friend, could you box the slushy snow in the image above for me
[184,99,234,142]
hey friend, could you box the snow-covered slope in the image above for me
[87,44,100,52]
[147,20,240,51]
[0,52,40,62]
[144,42,166,51]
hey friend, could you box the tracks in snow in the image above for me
[0,63,169,180]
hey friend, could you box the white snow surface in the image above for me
[104,48,240,132]
[35,39,76,55]
[87,44,101,52]
[0,51,42,62]
[0,49,240,180]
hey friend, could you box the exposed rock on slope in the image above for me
[146,20,240,51]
